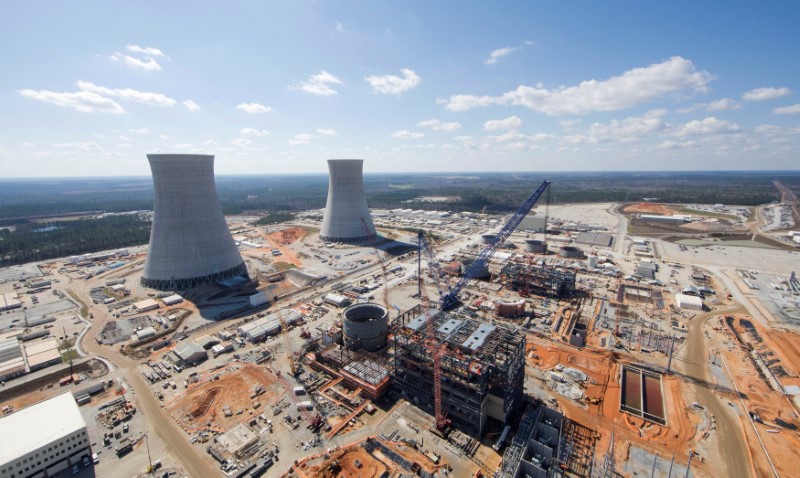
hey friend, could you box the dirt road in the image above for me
[676,305,754,478]
[80,306,221,478]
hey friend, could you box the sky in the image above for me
[1,1,799,177]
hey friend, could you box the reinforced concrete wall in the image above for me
[320,159,376,243]
[141,154,247,290]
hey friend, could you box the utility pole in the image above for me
[145,432,153,474]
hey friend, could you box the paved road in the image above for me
[609,204,628,255]
[675,305,754,478]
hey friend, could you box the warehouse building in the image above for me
[0,336,26,381]
[323,293,351,308]
[170,341,208,367]
[237,310,301,342]
[675,293,703,311]
[161,294,184,306]
[23,338,62,372]
[0,393,92,478]
[133,299,160,313]
[0,293,21,312]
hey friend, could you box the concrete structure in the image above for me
[495,299,526,318]
[0,393,92,478]
[523,239,547,254]
[497,404,565,478]
[342,303,389,352]
[320,159,376,243]
[558,245,583,258]
[675,293,703,311]
[391,306,526,437]
[518,214,547,233]
[141,154,248,290]
[461,258,490,279]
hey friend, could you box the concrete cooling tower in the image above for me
[320,159,376,243]
[141,154,248,290]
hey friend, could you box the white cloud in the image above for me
[672,117,740,137]
[236,102,273,114]
[484,47,516,65]
[563,110,666,144]
[774,104,800,115]
[53,141,104,152]
[417,119,461,132]
[19,142,35,147]
[742,87,791,101]
[657,140,697,149]
[707,98,741,111]
[118,135,130,141]
[364,69,421,95]
[110,52,161,71]
[439,56,714,115]
[292,71,343,96]
[129,128,149,134]
[158,134,170,140]
[288,133,314,145]
[336,22,344,33]
[483,116,523,131]
[183,100,200,112]
[231,138,252,147]
[316,128,338,136]
[117,143,132,148]
[240,128,271,137]
[391,130,425,139]
[76,81,176,107]
[18,89,125,114]
[126,45,165,57]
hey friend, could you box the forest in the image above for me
[0,215,151,267]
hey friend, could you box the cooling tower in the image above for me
[141,154,248,290]
[320,159,376,243]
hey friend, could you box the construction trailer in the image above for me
[499,263,576,299]
[390,305,526,437]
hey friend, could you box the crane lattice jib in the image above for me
[417,232,447,302]
[442,180,550,309]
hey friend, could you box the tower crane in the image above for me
[361,217,390,309]
[277,307,298,376]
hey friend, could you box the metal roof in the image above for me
[462,323,497,351]
[406,309,440,332]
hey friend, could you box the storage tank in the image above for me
[587,254,598,269]
[320,159,377,243]
[524,239,547,254]
[461,259,490,279]
[558,245,583,259]
[481,234,496,244]
[342,303,388,352]
[141,154,248,290]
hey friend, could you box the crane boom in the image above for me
[441,179,550,309]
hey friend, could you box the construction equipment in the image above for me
[418,273,450,432]
[420,180,551,310]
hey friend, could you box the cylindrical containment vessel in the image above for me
[320,159,376,243]
[524,239,547,253]
[342,303,389,352]
[559,245,583,259]
[588,254,598,269]
[141,154,248,290]
[461,259,490,279]
[481,234,496,244]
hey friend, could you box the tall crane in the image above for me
[421,180,551,310]
[417,272,450,431]
[277,307,297,376]
[361,217,390,308]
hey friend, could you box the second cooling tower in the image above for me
[320,159,376,243]
[141,154,248,290]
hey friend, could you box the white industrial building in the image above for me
[237,310,301,342]
[0,393,92,478]
[675,293,703,311]
[323,293,351,308]
[133,298,160,312]
[170,341,208,366]
[639,214,690,224]
[161,294,183,306]
[134,326,157,341]
[320,159,377,243]
[0,336,26,381]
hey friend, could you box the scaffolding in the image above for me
[390,305,526,437]
[499,263,576,299]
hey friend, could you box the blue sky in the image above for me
[1,1,799,177]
